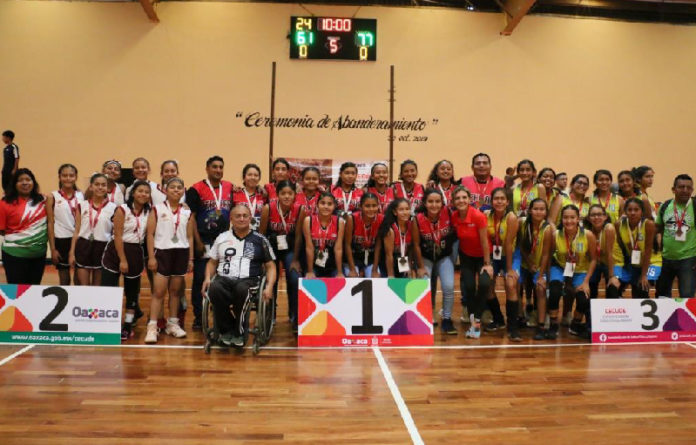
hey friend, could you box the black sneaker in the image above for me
[133,307,144,324]
[192,318,202,331]
[546,323,559,340]
[508,327,522,342]
[441,318,457,335]
[533,327,546,341]
[569,320,586,337]
[517,316,527,330]
[120,324,133,341]
[485,320,505,332]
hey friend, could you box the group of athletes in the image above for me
[1,150,694,344]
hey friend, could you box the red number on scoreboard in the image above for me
[320,18,352,32]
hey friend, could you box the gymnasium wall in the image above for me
[0,0,695,200]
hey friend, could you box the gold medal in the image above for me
[215,209,222,217]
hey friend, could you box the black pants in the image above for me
[191,256,208,322]
[657,257,696,298]
[2,251,45,284]
[2,171,12,195]
[209,276,258,336]
[459,253,492,320]
[101,268,141,311]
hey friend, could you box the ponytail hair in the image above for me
[378,198,409,240]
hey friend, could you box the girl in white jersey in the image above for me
[46,164,84,285]
[125,158,159,201]
[101,180,151,341]
[69,173,117,285]
[101,160,126,205]
[145,177,194,343]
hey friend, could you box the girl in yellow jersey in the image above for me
[548,204,597,340]
[484,188,521,341]
[537,167,565,209]
[613,198,660,298]
[548,174,592,225]
[633,166,658,219]
[512,159,546,217]
[591,170,624,223]
[517,198,553,340]
[585,204,620,300]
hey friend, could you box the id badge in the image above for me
[315,249,328,268]
[276,235,288,251]
[398,256,410,273]
[675,227,688,242]
[364,250,370,266]
[631,249,642,266]
[563,262,575,278]
[492,245,503,261]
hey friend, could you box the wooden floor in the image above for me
[1,270,696,444]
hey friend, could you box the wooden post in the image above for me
[389,65,395,183]
[269,62,276,176]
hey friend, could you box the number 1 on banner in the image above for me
[351,280,383,334]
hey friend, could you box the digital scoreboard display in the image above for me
[290,17,377,61]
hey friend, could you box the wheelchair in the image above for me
[202,274,275,355]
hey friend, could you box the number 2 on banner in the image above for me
[351,280,383,334]
[641,299,659,330]
[39,286,69,332]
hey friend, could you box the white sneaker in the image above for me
[165,322,187,338]
[144,322,158,344]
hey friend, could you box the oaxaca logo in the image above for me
[72,306,119,319]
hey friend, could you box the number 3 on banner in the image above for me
[351,280,383,334]
[641,299,659,330]
[39,286,69,332]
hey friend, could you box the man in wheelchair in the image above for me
[202,205,277,347]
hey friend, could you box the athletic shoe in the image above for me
[441,318,457,335]
[165,322,187,338]
[121,324,133,341]
[569,320,587,337]
[546,323,559,340]
[517,316,527,330]
[533,327,546,341]
[157,318,166,330]
[481,309,493,325]
[509,327,522,342]
[485,320,505,332]
[192,318,202,331]
[232,336,245,347]
[526,310,538,327]
[133,307,144,324]
[219,333,234,346]
[459,307,470,324]
[144,322,158,344]
[465,324,481,339]
[561,312,572,327]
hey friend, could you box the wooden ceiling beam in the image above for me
[139,0,159,23]
[500,0,536,35]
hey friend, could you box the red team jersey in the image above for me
[332,185,363,214]
[232,187,265,221]
[393,182,425,213]
[367,186,395,213]
[391,220,413,257]
[296,191,321,215]
[459,175,506,211]
[415,208,454,261]
[350,211,384,265]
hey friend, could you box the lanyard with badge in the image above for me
[400,183,417,215]
[430,215,444,259]
[59,190,78,219]
[206,179,223,217]
[396,223,410,273]
[475,178,492,209]
[362,215,377,266]
[131,208,145,240]
[492,213,503,260]
[519,185,533,216]
[88,200,106,241]
[245,189,259,229]
[563,229,578,277]
[167,201,182,243]
[276,202,290,251]
[673,198,691,242]
[315,217,330,268]
[627,219,643,266]
[438,185,449,207]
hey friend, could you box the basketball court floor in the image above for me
[2,270,696,444]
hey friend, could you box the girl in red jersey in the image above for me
[101,180,151,340]
[412,189,457,334]
[303,192,345,278]
[426,160,457,207]
[260,180,305,330]
[296,166,322,215]
[145,178,194,344]
[46,164,83,285]
[0,168,48,284]
[393,160,424,215]
[452,186,494,339]
[69,173,117,286]
[365,163,394,213]
[378,198,418,278]
[344,193,384,278]
[265,158,291,200]
[332,162,363,217]
[234,163,266,230]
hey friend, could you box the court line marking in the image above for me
[0,344,34,367]
[4,341,696,351]
[373,347,424,445]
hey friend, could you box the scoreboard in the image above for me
[290,17,377,61]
